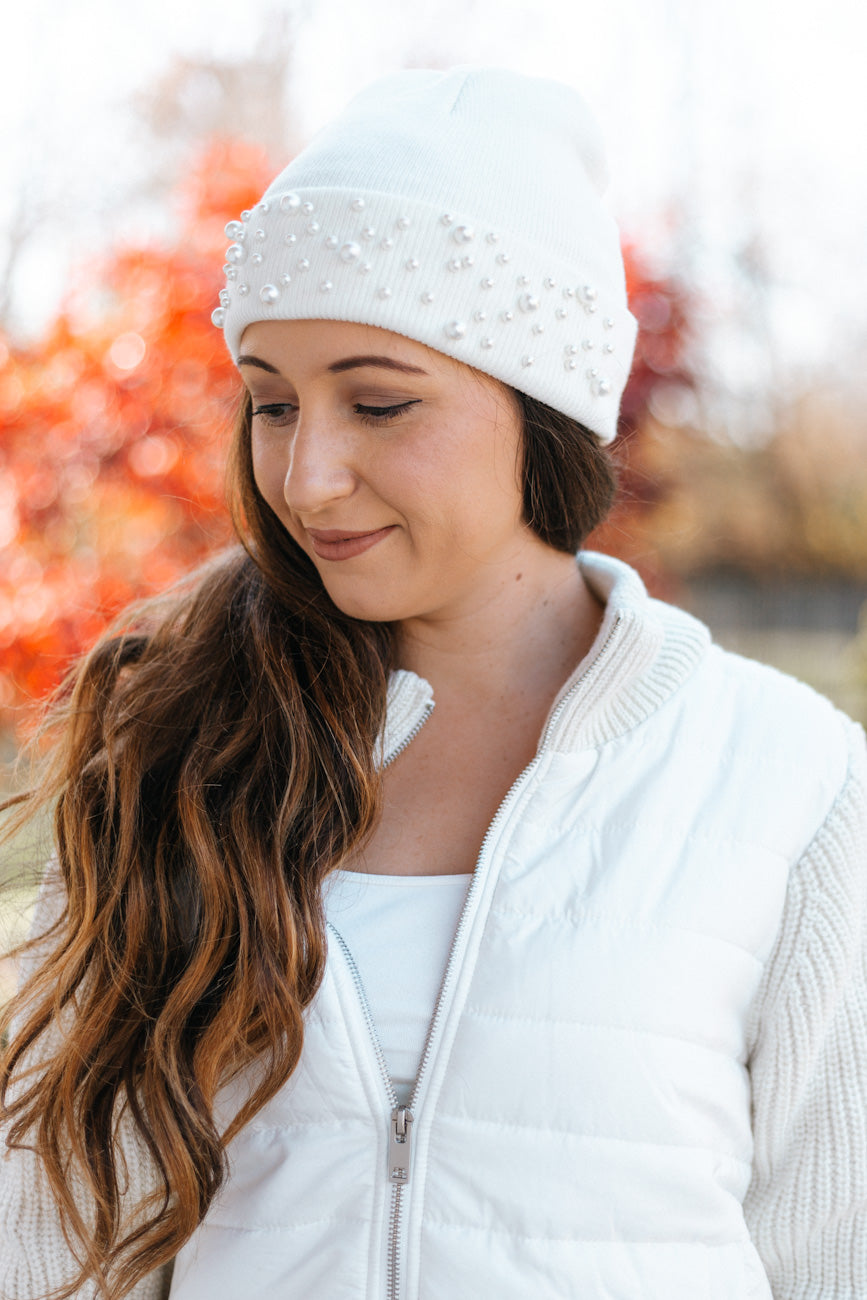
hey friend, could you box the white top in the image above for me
[323,869,472,1106]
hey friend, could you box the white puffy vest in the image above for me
[168,554,849,1300]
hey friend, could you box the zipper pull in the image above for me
[388,1106,414,1183]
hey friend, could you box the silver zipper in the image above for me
[325,922,412,1300]
[382,700,435,770]
[332,614,623,1298]
[407,613,623,1115]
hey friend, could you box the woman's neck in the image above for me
[395,546,604,714]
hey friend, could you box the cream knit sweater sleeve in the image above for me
[744,716,867,1298]
[0,872,173,1300]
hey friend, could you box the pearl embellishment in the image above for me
[444,320,467,339]
[211,307,226,327]
[259,284,279,304]
[280,193,301,212]
[339,241,361,263]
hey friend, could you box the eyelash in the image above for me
[252,401,419,427]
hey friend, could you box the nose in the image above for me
[282,410,356,516]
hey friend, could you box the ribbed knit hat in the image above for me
[212,66,637,444]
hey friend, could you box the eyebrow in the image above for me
[236,353,428,377]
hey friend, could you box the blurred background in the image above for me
[2,0,867,995]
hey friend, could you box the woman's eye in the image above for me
[252,403,295,426]
[354,400,420,424]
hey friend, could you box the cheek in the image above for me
[250,435,286,511]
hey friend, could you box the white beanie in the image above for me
[212,66,637,444]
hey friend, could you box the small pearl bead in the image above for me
[555,308,567,319]
[211,307,226,327]
[544,277,556,289]
[350,197,366,211]
[603,317,615,330]
[563,287,575,299]
[302,201,314,215]
[473,310,486,323]
[240,209,252,221]
[598,378,612,395]
[280,273,292,286]
[359,261,372,274]
[361,227,376,241]
[259,284,279,304]
[452,224,474,243]
[297,258,310,272]
[284,233,297,245]
[518,293,540,313]
[224,267,237,281]
[325,235,338,249]
[480,337,494,348]
[480,277,494,289]
[496,252,510,265]
[280,193,301,212]
[224,220,244,239]
[532,323,544,335]
[225,243,246,264]
[219,289,230,306]
[440,213,454,226]
[340,241,361,263]
[582,339,594,351]
[405,258,420,271]
[461,255,474,268]
[396,216,411,230]
[251,253,263,266]
[306,221,320,235]
[564,358,578,371]
[421,291,434,304]
[380,237,394,250]
[378,286,392,299]
[254,228,266,242]
[260,201,271,214]
[603,342,615,354]
[447,258,462,272]
[320,280,333,292]
[500,310,514,323]
[237,283,250,296]
[521,355,534,367]
[444,320,467,340]
[565,344,579,355]
[517,275,530,287]
[485,232,499,244]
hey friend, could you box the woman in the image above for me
[2,66,866,1300]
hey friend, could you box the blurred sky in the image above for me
[3,0,866,430]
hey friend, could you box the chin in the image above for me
[318,577,417,624]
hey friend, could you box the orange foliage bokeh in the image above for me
[0,142,695,736]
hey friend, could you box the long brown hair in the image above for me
[0,383,616,1299]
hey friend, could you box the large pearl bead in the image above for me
[259,284,279,304]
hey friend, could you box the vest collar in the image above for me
[378,552,711,763]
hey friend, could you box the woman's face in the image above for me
[239,318,535,624]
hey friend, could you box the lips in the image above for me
[306,525,397,561]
